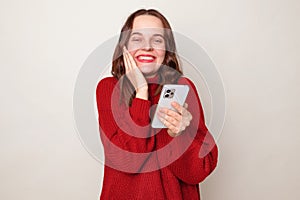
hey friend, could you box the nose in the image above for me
[142,40,153,51]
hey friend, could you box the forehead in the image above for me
[132,15,164,35]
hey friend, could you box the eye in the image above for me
[130,37,142,42]
[154,39,163,43]
[152,36,164,44]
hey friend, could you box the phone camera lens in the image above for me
[166,89,171,93]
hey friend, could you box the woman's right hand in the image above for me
[123,46,148,100]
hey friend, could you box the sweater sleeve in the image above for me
[166,78,218,184]
[96,77,157,173]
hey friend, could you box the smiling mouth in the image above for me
[136,55,156,63]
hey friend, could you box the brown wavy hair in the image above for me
[111,9,182,106]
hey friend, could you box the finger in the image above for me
[123,46,132,72]
[124,46,137,72]
[167,125,181,136]
[168,129,184,137]
[159,107,182,122]
[184,103,188,109]
[167,129,177,137]
[123,47,130,72]
[187,111,193,121]
[159,117,180,134]
[171,101,184,115]
[126,48,138,70]
[160,110,193,134]
[158,111,180,127]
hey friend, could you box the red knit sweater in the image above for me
[96,76,218,200]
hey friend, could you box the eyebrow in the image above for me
[130,32,143,36]
[130,32,164,38]
[152,33,164,38]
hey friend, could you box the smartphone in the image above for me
[151,84,190,128]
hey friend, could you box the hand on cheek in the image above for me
[123,46,148,100]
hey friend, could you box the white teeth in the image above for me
[138,56,154,60]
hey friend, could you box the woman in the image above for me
[96,9,218,200]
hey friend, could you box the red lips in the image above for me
[136,54,156,63]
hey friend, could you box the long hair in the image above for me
[111,9,182,106]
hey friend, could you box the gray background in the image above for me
[1,0,299,199]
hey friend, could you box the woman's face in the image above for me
[127,15,166,78]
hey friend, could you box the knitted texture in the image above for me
[96,76,218,200]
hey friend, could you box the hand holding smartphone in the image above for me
[151,84,189,128]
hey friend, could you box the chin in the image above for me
[138,65,156,75]
[138,62,160,70]
[141,70,156,76]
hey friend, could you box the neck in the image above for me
[145,74,159,84]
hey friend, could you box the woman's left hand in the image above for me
[158,102,193,137]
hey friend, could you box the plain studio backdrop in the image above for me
[1,0,299,199]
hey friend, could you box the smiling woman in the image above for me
[96,9,218,200]
[127,15,166,78]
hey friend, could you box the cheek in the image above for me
[128,50,137,58]
[127,42,141,52]
[156,50,166,61]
